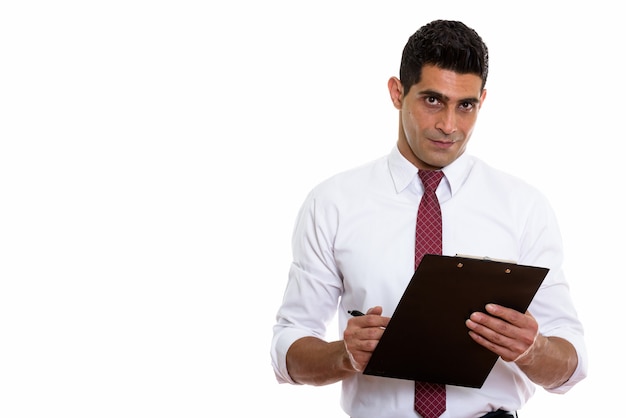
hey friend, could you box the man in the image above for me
[270,19,587,417]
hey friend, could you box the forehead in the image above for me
[412,64,483,100]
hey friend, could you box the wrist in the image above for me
[343,341,362,372]
[514,333,541,365]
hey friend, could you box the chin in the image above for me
[422,154,454,169]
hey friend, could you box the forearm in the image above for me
[286,336,357,386]
[515,335,578,389]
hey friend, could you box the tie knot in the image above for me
[418,170,444,193]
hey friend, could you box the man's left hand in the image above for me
[465,303,538,362]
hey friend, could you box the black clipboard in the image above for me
[362,254,548,388]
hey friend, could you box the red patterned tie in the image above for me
[414,170,446,418]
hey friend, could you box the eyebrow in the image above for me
[418,89,480,104]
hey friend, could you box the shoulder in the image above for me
[469,156,545,197]
[463,155,558,219]
[309,155,389,198]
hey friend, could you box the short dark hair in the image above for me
[399,20,489,94]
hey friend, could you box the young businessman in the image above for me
[271,19,587,417]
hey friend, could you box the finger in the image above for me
[366,305,383,316]
[466,315,537,362]
[485,304,533,328]
[349,311,389,330]
[468,311,518,339]
[466,316,516,347]
[484,306,539,348]
[467,328,519,361]
[344,321,386,351]
[343,329,383,370]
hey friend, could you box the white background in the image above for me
[1,1,622,416]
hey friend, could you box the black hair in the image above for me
[399,20,489,94]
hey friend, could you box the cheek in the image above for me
[403,109,422,135]
[460,113,479,131]
[402,114,419,144]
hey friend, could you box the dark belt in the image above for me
[480,411,517,418]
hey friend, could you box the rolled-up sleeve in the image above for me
[270,186,344,384]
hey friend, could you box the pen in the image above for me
[348,310,365,317]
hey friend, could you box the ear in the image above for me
[387,77,403,110]
[478,88,487,109]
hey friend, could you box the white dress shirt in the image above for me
[271,145,588,418]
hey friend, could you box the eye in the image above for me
[424,96,441,106]
[459,101,475,112]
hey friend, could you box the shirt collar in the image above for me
[388,144,473,197]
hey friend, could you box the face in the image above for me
[388,64,487,170]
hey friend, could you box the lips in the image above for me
[430,139,456,148]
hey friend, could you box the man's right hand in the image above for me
[343,306,390,372]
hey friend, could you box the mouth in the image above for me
[430,138,457,149]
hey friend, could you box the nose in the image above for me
[435,108,457,135]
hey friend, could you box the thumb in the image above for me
[366,306,383,316]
